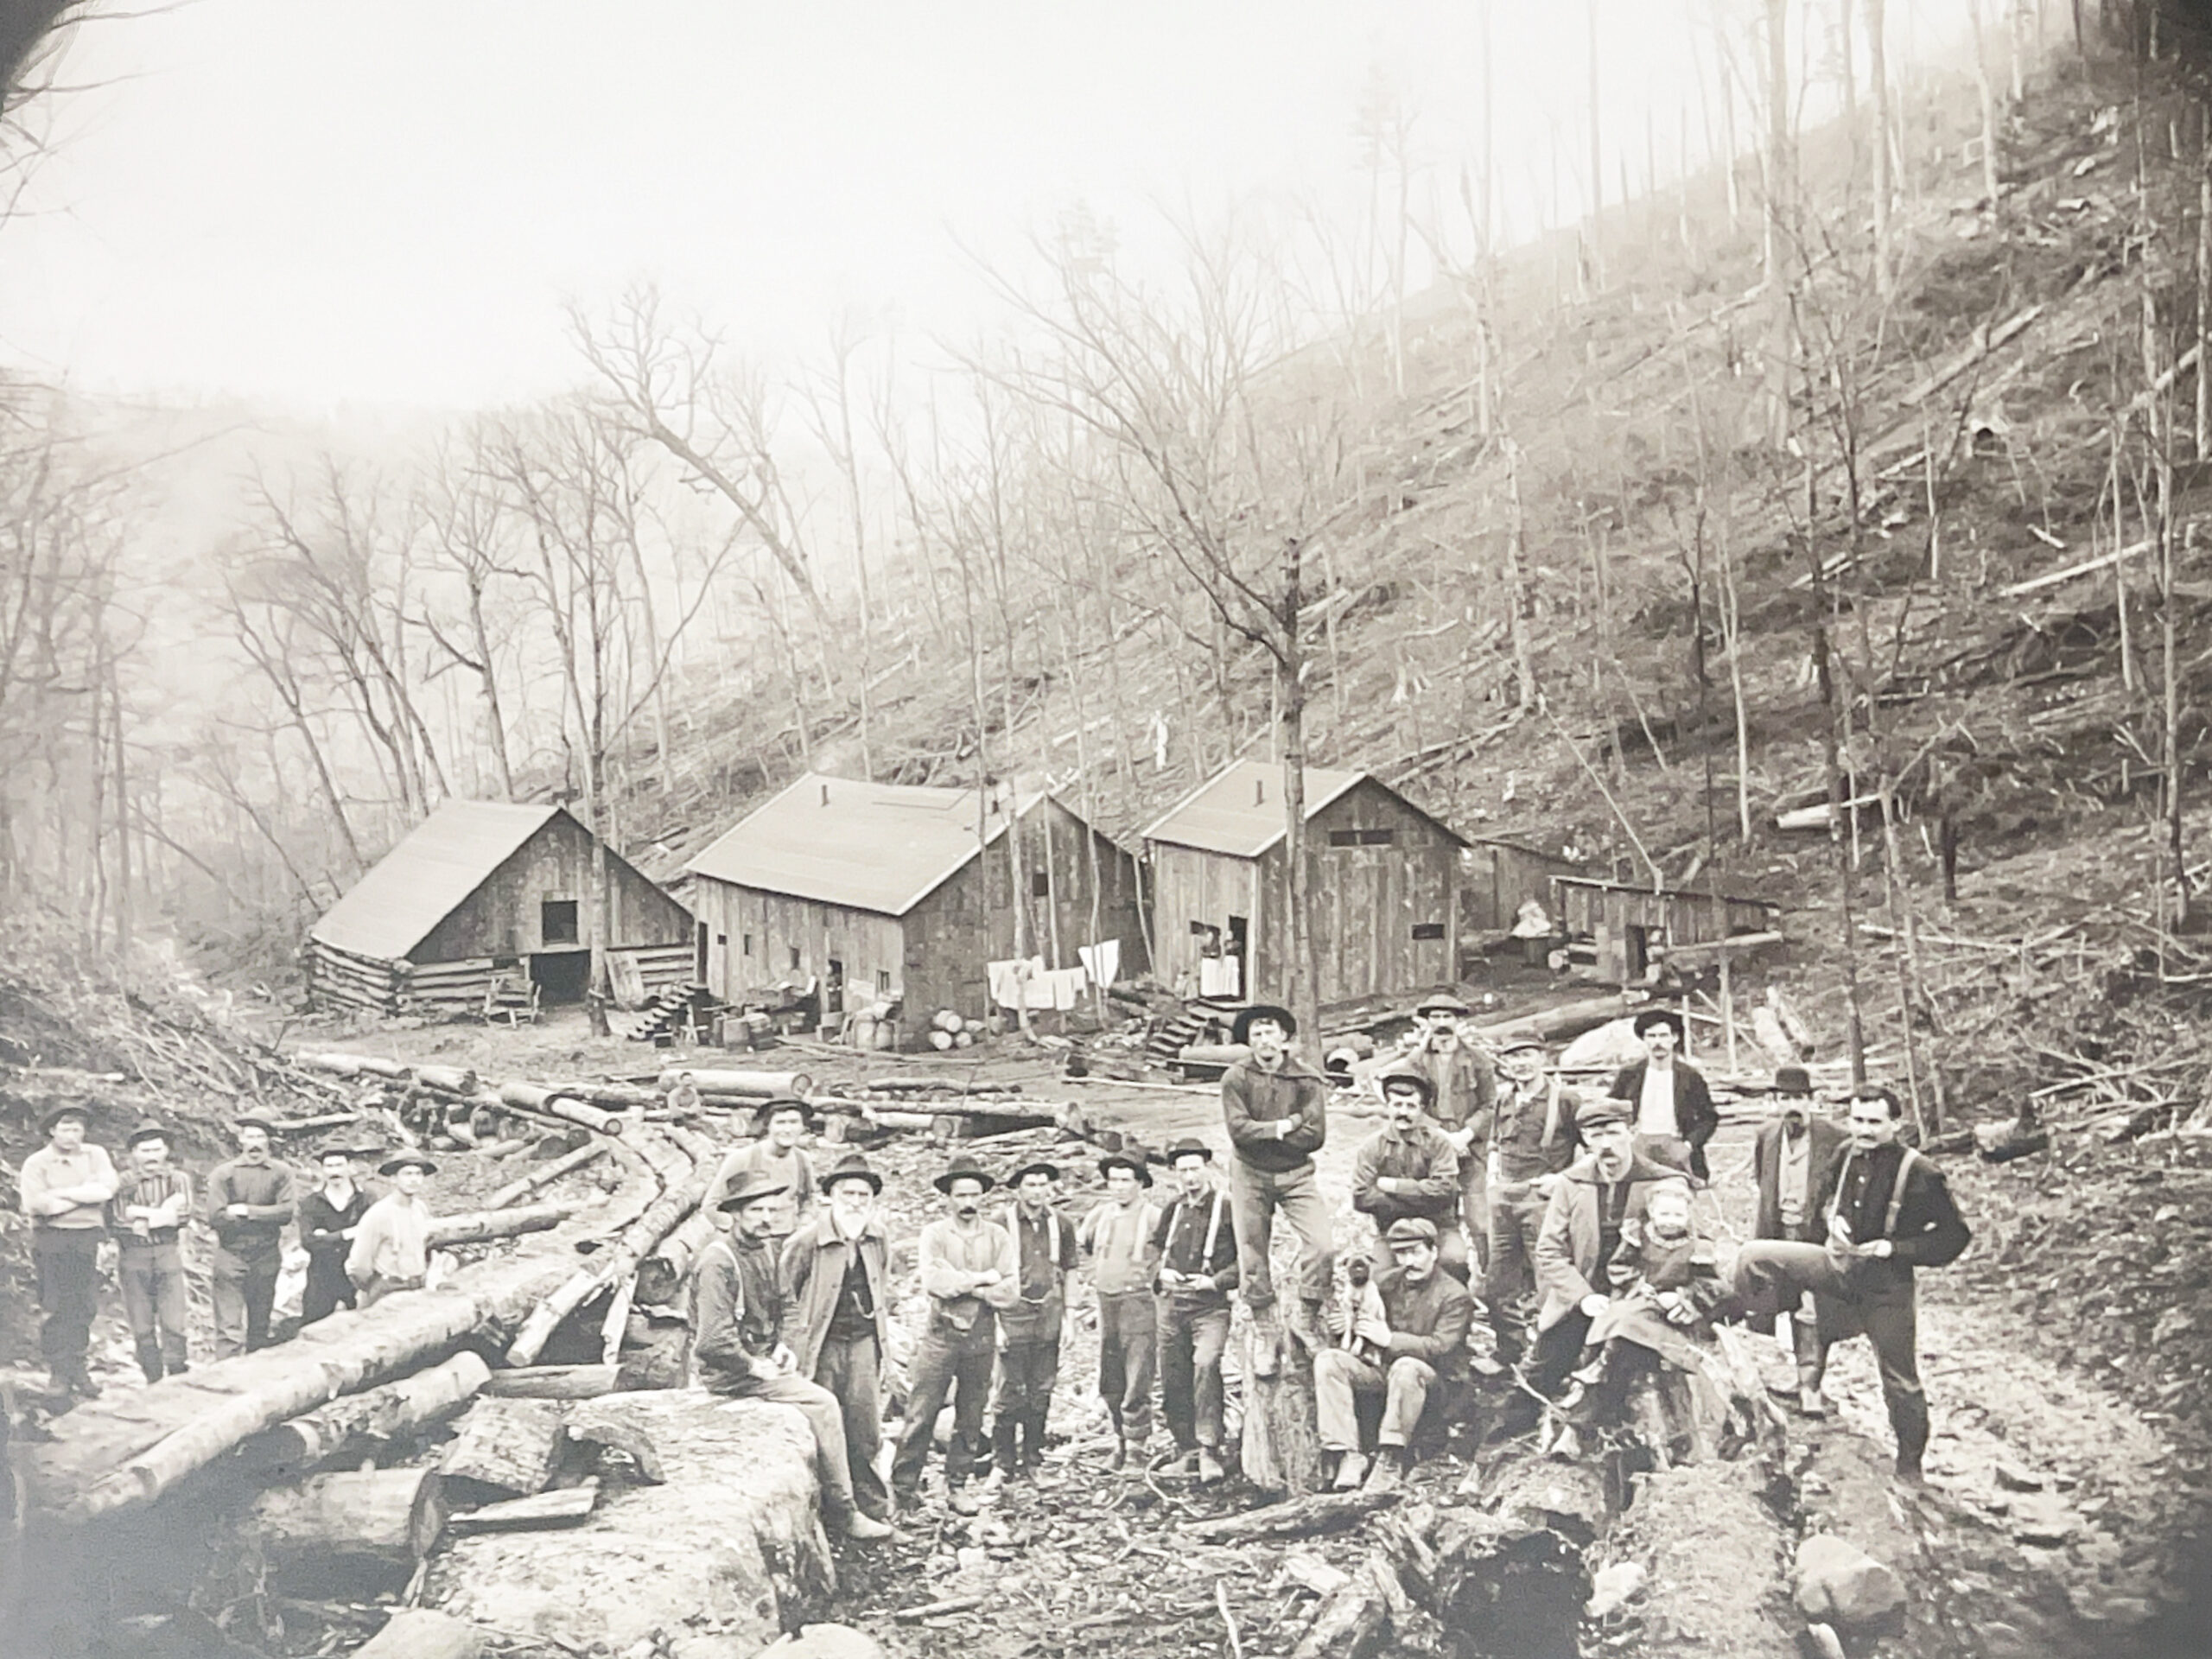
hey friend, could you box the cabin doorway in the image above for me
[531,949,592,1004]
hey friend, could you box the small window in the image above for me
[1032,870,1052,898]
[876,969,893,994]
[788,944,802,971]
[540,899,579,945]
[1360,828,1395,846]
[741,933,753,957]
[1412,921,1446,941]
[716,932,728,946]
[1327,829,1359,847]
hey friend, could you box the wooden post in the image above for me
[1719,950,1738,1074]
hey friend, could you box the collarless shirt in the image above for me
[1777,1129,1814,1230]
[20,1144,119,1230]
[1637,1064,1680,1138]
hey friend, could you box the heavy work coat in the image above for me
[1531,1151,1681,1332]
[1222,1057,1330,1173]
[1751,1116,1849,1242]
[1607,1059,1719,1179]
[779,1211,892,1381]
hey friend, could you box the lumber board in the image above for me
[445,1478,601,1535]
[481,1364,618,1400]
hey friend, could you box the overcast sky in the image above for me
[0,1,1971,416]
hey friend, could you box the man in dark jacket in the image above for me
[1732,1086,1970,1478]
[1751,1068,1848,1245]
[694,1172,893,1539]
[992,1158,1077,1479]
[297,1141,372,1325]
[1351,1063,1467,1280]
[1484,1030,1582,1364]
[1151,1137,1239,1484]
[205,1117,298,1358]
[1314,1218,1478,1492]
[1406,988,1496,1272]
[1607,1007,1717,1179]
[1220,1004,1332,1374]
[782,1151,894,1522]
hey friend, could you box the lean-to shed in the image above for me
[1554,875,1782,984]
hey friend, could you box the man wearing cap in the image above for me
[347,1154,437,1306]
[1079,1151,1164,1471]
[1732,1085,1970,1477]
[1313,1217,1478,1492]
[18,1104,119,1398]
[1351,1062,1469,1281]
[1484,1031,1583,1364]
[206,1116,299,1357]
[696,1172,893,1539]
[729,1096,819,1244]
[1151,1138,1238,1484]
[111,1121,194,1382]
[782,1151,895,1524]
[993,1158,1077,1479]
[893,1162,1018,1514]
[297,1140,373,1325]
[1407,989,1497,1274]
[1607,1008,1717,1179]
[1220,1003,1333,1372]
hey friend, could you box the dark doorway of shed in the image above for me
[826,958,845,1016]
[530,949,591,1004]
[1624,925,1650,982]
[695,921,709,983]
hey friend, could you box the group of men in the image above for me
[16,1103,442,1400]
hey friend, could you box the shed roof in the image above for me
[310,800,562,961]
[685,773,1047,917]
[1141,759,1459,860]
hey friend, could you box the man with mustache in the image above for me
[782,1151,896,1523]
[1606,1008,1717,1179]
[1351,1061,1468,1281]
[1748,1066,1848,1414]
[1221,1003,1332,1375]
[1079,1152,1162,1471]
[1151,1137,1238,1485]
[1403,989,1496,1273]
[892,1161,1018,1515]
[992,1157,1078,1480]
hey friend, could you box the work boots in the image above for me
[1021,1408,1049,1471]
[1891,1392,1930,1481]
[135,1340,166,1384]
[993,1416,1022,1479]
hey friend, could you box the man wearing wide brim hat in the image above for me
[1607,1007,1717,1180]
[1405,988,1497,1277]
[1154,1137,1238,1484]
[1220,1002,1333,1375]
[112,1119,194,1382]
[17,1103,118,1400]
[893,1160,1019,1514]
[695,1170,892,1539]
[347,1153,439,1307]
[782,1151,896,1524]
[205,1114,298,1358]
[1351,1061,1471,1283]
[728,1096,820,1245]
[991,1156,1078,1479]
[1078,1150,1164,1470]
[1483,1028,1585,1367]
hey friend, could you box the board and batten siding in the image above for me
[410,816,693,965]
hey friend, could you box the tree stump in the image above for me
[439,1399,565,1499]
[242,1467,446,1592]
[1239,1305,1322,1496]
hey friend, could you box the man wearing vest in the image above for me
[1406,988,1496,1274]
[1732,1085,1969,1478]
[893,1161,1018,1515]
[1484,1030,1583,1365]
[1220,1003,1333,1376]
[781,1151,895,1526]
[19,1105,119,1401]
[993,1158,1078,1480]
[297,1139,372,1325]
[111,1120,194,1382]
[1079,1152,1163,1471]
[1351,1062,1468,1281]
[1151,1137,1239,1485]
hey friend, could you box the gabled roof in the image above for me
[311,801,563,961]
[685,773,1047,918]
[1141,759,1392,859]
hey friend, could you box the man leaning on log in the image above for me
[692,1170,893,1540]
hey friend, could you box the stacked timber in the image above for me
[306,940,408,1014]
[400,957,505,1015]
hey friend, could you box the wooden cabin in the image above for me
[1459,837,1585,939]
[1141,760,1473,1011]
[1554,876,1783,984]
[307,802,696,1016]
[683,773,1147,1041]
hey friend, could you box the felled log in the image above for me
[655,1067,812,1099]
[481,1363,618,1400]
[353,1608,489,1659]
[297,1052,414,1081]
[486,1140,609,1209]
[416,1064,481,1097]
[1974,1116,2050,1163]
[635,1209,718,1306]
[242,1467,446,1580]
[440,1398,565,1498]
[427,1199,588,1248]
[1186,1489,1399,1544]
[446,1478,601,1535]
[1292,1549,1408,1659]
[1473,995,1649,1046]
[575,1083,664,1110]
[499,1082,625,1136]
[236,1352,492,1478]
[264,1112,363,1136]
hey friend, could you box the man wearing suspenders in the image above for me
[1483,1031,1582,1367]
[993,1159,1078,1480]
[1732,1085,1971,1479]
[1151,1138,1239,1485]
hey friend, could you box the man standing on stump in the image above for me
[994,1158,1077,1480]
[1732,1085,1969,1478]
[893,1161,1017,1516]
[18,1104,118,1400]
[1607,1008,1716,1179]
[1152,1137,1237,1485]
[1406,989,1495,1274]
[111,1119,193,1382]
[1220,1003,1332,1374]
[1079,1152,1162,1471]
[206,1116,297,1358]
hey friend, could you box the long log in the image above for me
[655,1066,812,1098]
[243,1467,446,1570]
[498,1082,624,1135]
[353,1609,490,1659]
[1186,1489,1399,1544]
[440,1398,566,1498]
[634,1210,717,1306]
[480,1364,618,1400]
[297,1052,414,1081]
[427,1200,588,1248]
[486,1140,610,1209]
[236,1352,493,1478]
[416,1064,480,1097]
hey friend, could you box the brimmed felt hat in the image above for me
[1415,988,1471,1018]
[1009,1159,1062,1185]
[124,1118,172,1149]
[314,1136,358,1160]
[1231,1003,1297,1045]
[232,1115,277,1137]
[1384,1217,1440,1246]
[933,1161,995,1196]
[1163,1136,1214,1166]
[717,1171,791,1211]
[818,1151,884,1195]
[378,1151,438,1177]
[1375,1059,1436,1103]
[1578,1098,1632,1132]
[755,1094,818,1128]
[1631,1007,1684,1039]
[1096,1151,1153,1187]
[1772,1065,1814,1097]
[37,1103,91,1135]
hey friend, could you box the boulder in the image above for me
[755,1624,890,1659]
[1793,1534,1906,1629]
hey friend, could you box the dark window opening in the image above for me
[741,933,753,957]
[1327,827,1396,847]
[1412,921,1446,941]
[540,899,579,945]
[876,969,893,994]
[717,933,728,945]
[788,944,802,971]
[1032,870,1052,898]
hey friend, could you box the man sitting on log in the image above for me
[1220,1003,1333,1375]
[1152,1137,1238,1486]
[1351,1062,1468,1281]
[694,1170,893,1540]
[1606,1008,1717,1179]
[1732,1085,1971,1481]
[111,1119,194,1383]
[1313,1217,1478,1493]
[298,1139,372,1325]
[993,1157,1077,1481]
[892,1161,1018,1516]
[1078,1152,1162,1472]
[206,1116,299,1358]
[729,1096,820,1245]
[782,1151,895,1526]
[347,1153,437,1306]
[18,1103,119,1401]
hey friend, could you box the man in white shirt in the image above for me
[347,1153,437,1305]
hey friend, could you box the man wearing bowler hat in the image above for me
[1352,1059,1469,1281]
[1220,1002,1333,1374]
[1079,1150,1163,1471]
[206,1115,298,1357]
[782,1150,895,1522]
[1151,1137,1238,1484]
[1607,1007,1717,1179]
[1407,988,1497,1273]
[893,1160,1018,1514]
[1484,1029,1583,1366]
[992,1156,1077,1479]
[111,1120,194,1382]
[347,1152,438,1306]
[17,1103,119,1399]
[696,1170,893,1539]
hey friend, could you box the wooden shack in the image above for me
[683,772,1147,1040]
[1141,760,1471,1011]
[1554,876,1782,985]
[1459,838,1585,938]
[307,802,696,1016]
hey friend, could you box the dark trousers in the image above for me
[1486,1181,1552,1357]
[995,1329,1061,1471]
[1097,1288,1157,1446]
[212,1244,281,1358]
[1735,1241,1929,1468]
[118,1240,189,1379]
[1157,1297,1230,1452]
[1528,1306,1595,1398]
[893,1315,996,1497]
[302,1252,359,1325]
[816,1332,891,1522]
[32,1228,102,1378]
